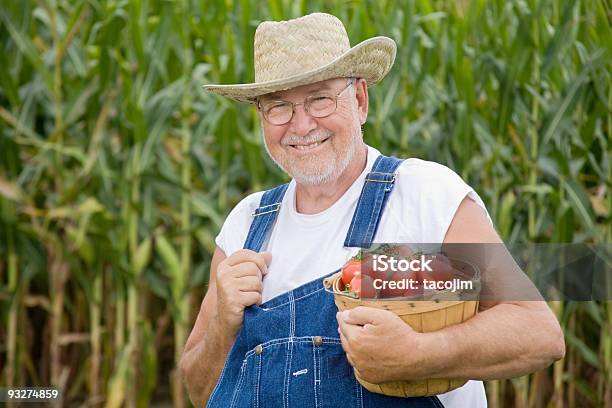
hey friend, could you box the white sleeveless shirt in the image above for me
[216,145,489,407]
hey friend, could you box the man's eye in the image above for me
[310,96,331,102]
[309,96,334,109]
[265,103,289,114]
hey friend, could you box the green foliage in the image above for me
[0,0,610,406]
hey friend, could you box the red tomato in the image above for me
[403,286,423,298]
[402,270,424,298]
[369,257,390,280]
[395,244,416,259]
[349,274,376,299]
[423,254,454,283]
[341,261,361,286]
[381,271,415,298]
[359,253,373,275]
[359,254,388,283]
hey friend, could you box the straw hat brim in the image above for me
[204,36,396,103]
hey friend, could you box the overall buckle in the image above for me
[252,202,281,217]
[364,171,397,183]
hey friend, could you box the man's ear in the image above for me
[355,78,369,125]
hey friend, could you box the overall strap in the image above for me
[243,183,290,252]
[343,155,404,248]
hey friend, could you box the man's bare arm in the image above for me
[414,197,565,380]
[179,247,232,407]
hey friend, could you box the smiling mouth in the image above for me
[290,136,331,151]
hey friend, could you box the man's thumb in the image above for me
[261,251,272,266]
[342,307,379,326]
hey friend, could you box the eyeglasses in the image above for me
[256,78,356,126]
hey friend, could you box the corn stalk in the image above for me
[0,1,609,407]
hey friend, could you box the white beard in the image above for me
[261,123,363,186]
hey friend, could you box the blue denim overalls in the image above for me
[208,155,445,408]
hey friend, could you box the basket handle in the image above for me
[322,276,334,290]
[322,275,359,299]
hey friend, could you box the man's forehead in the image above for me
[261,78,346,100]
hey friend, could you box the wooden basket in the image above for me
[322,257,480,398]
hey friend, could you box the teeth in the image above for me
[294,137,329,150]
[295,141,321,150]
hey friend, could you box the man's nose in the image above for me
[288,104,317,136]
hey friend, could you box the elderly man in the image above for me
[180,12,565,408]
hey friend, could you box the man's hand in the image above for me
[216,249,272,338]
[336,306,426,384]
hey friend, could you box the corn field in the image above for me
[0,0,610,407]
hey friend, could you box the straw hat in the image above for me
[204,12,396,103]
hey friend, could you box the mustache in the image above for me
[280,130,333,146]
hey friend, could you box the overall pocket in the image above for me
[316,339,361,408]
[247,337,361,408]
[250,339,295,408]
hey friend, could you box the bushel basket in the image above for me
[322,256,480,398]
